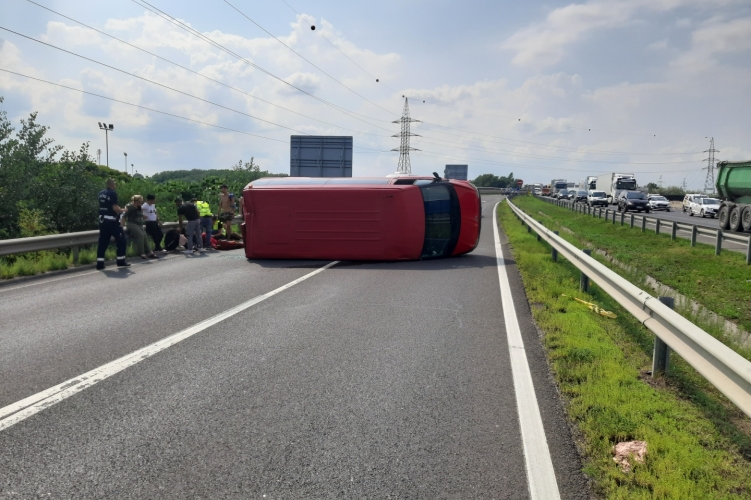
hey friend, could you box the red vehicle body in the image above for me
[242,176,481,261]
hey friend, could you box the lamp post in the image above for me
[98,122,114,168]
[124,152,128,174]
[131,163,134,176]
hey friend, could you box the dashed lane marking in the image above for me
[0,261,339,432]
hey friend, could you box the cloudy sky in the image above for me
[1,0,750,188]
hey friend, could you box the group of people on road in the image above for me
[96,179,242,270]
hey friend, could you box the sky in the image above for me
[1,0,750,189]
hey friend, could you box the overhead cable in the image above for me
[0,69,288,143]
[220,0,397,116]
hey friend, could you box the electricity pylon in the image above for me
[392,98,420,174]
[703,137,719,194]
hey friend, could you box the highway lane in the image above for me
[0,195,588,498]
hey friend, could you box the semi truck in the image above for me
[716,160,751,232]
[585,176,597,190]
[541,185,551,196]
[596,173,637,205]
[550,179,568,196]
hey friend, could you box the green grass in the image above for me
[498,201,751,499]
[0,243,144,280]
[512,196,751,352]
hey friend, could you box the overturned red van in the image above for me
[241,175,481,261]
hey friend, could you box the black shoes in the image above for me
[96,263,105,270]
[116,260,131,267]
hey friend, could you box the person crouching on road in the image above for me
[124,195,158,260]
[196,199,214,251]
[175,197,203,254]
[142,194,164,252]
[96,178,129,270]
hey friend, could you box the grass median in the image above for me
[512,196,751,355]
[1,245,139,280]
[497,201,751,499]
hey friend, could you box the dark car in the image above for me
[574,190,588,202]
[617,190,650,213]
[556,189,569,199]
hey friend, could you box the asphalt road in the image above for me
[0,195,588,499]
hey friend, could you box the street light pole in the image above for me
[124,152,128,174]
[131,163,134,176]
[98,122,114,168]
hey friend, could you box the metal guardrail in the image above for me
[506,198,751,418]
[0,218,242,261]
[536,196,751,264]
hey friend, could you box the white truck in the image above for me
[550,179,568,197]
[596,173,637,205]
[585,176,598,190]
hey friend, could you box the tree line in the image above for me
[471,173,516,188]
[0,98,284,240]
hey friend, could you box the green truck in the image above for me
[716,160,751,232]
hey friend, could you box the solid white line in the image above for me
[492,201,561,500]
[0,261,339,432]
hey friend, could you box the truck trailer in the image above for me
[585,176,597,190]
[716,160,751,232]
[596,173,637,205]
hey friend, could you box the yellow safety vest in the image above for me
[197,201,212,217]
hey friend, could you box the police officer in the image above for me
[96,178,130,270]
[196,199,213,250]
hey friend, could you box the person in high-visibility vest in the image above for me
[196,200,213,250]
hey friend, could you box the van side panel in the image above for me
[244,186,424,260]
[452,182,481,256]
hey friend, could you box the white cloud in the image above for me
[648,38,669,50]
[673,16,751,71]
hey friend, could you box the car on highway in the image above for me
[587,190,608,207]
[574,190,588,203]
[555,189,569,199]
[241,175,481,261]
[688,197,720,218]
[617,190,650,213]
[647,195,671,211]
[682,193,707,213]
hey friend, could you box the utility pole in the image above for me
[96,149,101,165]
[124,152,128,174]
[703,137,719,194]
[391,98,420,174]
[98,122,114,168]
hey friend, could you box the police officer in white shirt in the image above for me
[142,194,164,252]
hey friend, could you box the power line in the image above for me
[23,1,393,140]
[0,68,288,143]
[220,0,397,116]
[129,0,395,128]
[278,0,399,94]
[0,26,314,135]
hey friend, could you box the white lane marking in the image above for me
[492,202,561,500]
[0,261,339,432]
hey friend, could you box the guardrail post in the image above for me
[652,296,673,377]
[671,221,677,241]
[655,218,661,235]
[580,249,592,292]
[691,225,697,246]
[641,216,646,233]
[612,210,616,225]
[527,222,531,233]
[630,214,634,228]
[552,231,559,262]
[72,246,79,265]
[746,236,751,265]
[715,229,722,256]
[620,212,625,225]
[537,221,542,241]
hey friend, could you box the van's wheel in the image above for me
[718,205,731,230]
[700,209,705,218]
[729,206,742,232]
[741,207,751,232]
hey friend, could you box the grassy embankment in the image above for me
[0,246,140,280]
[512,195,751,358]
[497,201,751,499]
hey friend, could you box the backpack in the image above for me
[163,229,180,251]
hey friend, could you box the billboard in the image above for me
[290,136,353,177]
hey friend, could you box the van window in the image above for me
[419,183,460,259]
